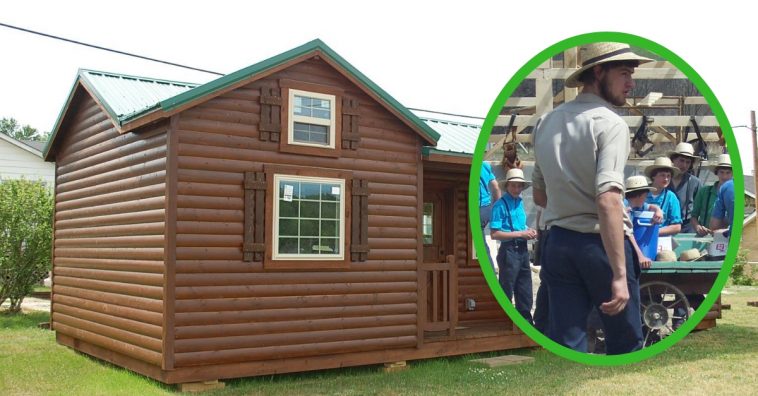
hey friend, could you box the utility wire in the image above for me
[0,22,224,76]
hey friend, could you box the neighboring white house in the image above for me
[0,133,55,186]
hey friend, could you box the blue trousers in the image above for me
[480,205,496,272]
[542,227,642,354]
[497,240,533,323]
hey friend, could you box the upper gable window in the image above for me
[289,90,336,148]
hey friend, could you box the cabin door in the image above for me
[420,182,458,339]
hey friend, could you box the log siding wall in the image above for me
[172,58,421,367]
[52,94,167,367]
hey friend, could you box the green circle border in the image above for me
[468,31,744,365]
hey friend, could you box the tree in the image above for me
[0,179,53,313]
[0,117,49,142]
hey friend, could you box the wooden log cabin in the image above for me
[42,39,535,385]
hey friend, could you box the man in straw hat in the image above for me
[490,168,537,323]
[532,42,652,354]
[668,142,704,233]
[645,157,682,236]
[691,153,733,236]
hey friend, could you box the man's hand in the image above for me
[521,229,538,240]
[600,277,630,316]
[638,255,652,269]
[695,224,711,236]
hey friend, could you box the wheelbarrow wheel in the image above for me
[639,281,691,347]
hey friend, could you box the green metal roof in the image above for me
[45,39,442,159]
[79,69,198,123]
[413,109,480,157]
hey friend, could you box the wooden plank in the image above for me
[469,355,535,367]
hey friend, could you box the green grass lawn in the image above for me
[2,287,757,395]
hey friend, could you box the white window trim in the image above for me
[272,174,345,260]
[288,89,336,149]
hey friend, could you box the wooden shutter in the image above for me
[243,171,266,262]
[341,96,360,149]
[259,83,282,142]
[351,179,369,261]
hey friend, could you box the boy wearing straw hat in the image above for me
[645,157,682,236]
[668,142,704,233]
[490,168,537,323]
[532,42,651,354]
[691,154,733,236]
[624,175,663,269]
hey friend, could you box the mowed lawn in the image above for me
[2,286,757,395]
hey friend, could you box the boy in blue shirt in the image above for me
[479,162,501,271]
[644,157,682,236]
[490,168,536,323]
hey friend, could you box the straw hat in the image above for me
[656,250,677,262]
[625,175,654,194]
[710,153,732,174]
[668,142,701,161]
[679,248,707,262]
[504,168,531,188]
[565,42,653,88]
[644,157,680,178]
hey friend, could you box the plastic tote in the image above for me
[633,210,659,259]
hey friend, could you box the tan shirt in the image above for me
[532,93,631,234]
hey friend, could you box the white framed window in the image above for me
[272,174,345,260]
[288,89,336,148]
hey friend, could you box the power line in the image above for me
[0,21,224,76]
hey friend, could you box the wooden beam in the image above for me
[527,67,687,80]
[494,115,719,128]
[506,96,707,108]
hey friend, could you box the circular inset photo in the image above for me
[469,32,743,365]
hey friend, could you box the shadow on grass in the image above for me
[0,310,50,330]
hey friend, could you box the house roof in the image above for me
[412,109,480,157]
[45,39,442,159]
[0,133,43,157]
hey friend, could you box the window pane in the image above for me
[279,219,298,236]
[279,238,298,254]
[294,95,331,120]
[423,202,433,245]
[301,201,319,218]
[321,202,337,219]
[300,182,321,200]
[300,237,320,254]
[280,200,298,217]
[321,184,339,201]
[321,238,339,254]
[321,220,337,237]
[293,122,329,145]
[279,181,300,199]
[300,219,319,236]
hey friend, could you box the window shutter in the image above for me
[259,83,282,142]
[341,96,360,149]
[351,179,369,262]
[244,171,266,262]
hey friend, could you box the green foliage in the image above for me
[0,117,49,142]
[730,248,757,286]
[0,179,53,312]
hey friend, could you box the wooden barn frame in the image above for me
[43,40,534,386]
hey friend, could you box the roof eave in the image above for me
[0,133,43,157]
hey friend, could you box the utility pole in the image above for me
[752,111,758,239]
